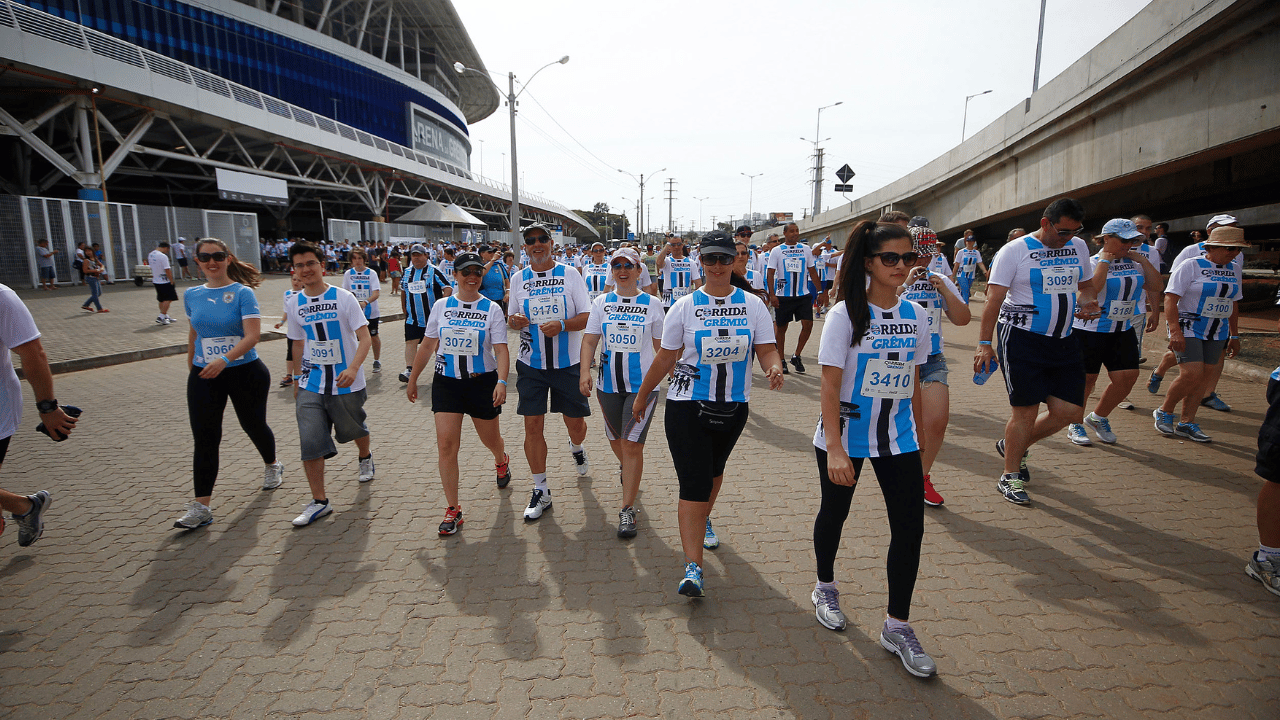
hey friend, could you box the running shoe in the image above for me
[438,507,463,535]
[1066,423,1092,446]
[495,454,512,489]
[162,317,174,325]
[781,364,790,375]
[880,623,938,678]
[790,355,806,374]
[1083,413,1117,444]
[812,586,846,631]
[573,448,589,476]
[358,455,375,482]
[1200,392,1231,412]
[372,360,381,373]
[922,475,945,507]
[1146,372,1162,394]
[703,518,720,549]
[14,491,51,546]
[292,500,332,526]
[156,315,165,325]
[263,461,284,490]
[173,501,212,530]
[617,506,637,539]
[524,489,552,521]
[398,371,411,383]
[678,562,704,597]
[278,375,293,388]
[1174,422,1211,443]
[1153,409,1177,436]
[1246,552,1280,598]
[80,305,94,312]
[997,473,1030,505]
[995,439,1031,484]
[1116,400,1134,410]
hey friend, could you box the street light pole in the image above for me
[1032,0,1048,92]
[618,167,665,243]
[962,89,992,141]
[811,101,842,217]
[741,172,762,224]
[455,56,569,240]
[694,196,708,234]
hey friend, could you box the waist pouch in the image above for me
[695,401,743,429]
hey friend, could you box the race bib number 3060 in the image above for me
[201,335,241,361]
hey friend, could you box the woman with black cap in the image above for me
[631,231,784,598]
[406,252,511,535]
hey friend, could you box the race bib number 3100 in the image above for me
[1201,298,1233,319]
[861,358,913,399]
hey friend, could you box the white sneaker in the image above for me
[358,455,375,482]
[156,315,165,325]
[1066,423,1092,446]
[524,489,552,521]
[262,461,284,490]
[372,360,381,373]
[572,448,589,477]
[163,317,174,325]
[173,501,213,529]
[292,500,332,526]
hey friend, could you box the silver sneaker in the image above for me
[358,455,375,482]
[1153,409,1177,436]
[1083,413,1117,444]
[881,623,938,678]
[15,491,52,546]
[812,586,846,631]
[524,489,552,521]
[1246,553,1280,597]
[1066,423,1092,446]
[173,501,213,530]
[1174,422,1211,443]
[262,461,284,490]
[292,500,332,526]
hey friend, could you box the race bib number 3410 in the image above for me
[861,358,913,399]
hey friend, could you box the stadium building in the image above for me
[0,0,592,286]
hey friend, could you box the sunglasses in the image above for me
[197,251,228,262]
[1049,220,1083,238]
[611,262,636,270]
[524,235,551,245]
[871,251,921,266]
[457,267,484,277]
[700,255,735,266]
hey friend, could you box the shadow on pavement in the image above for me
[263,483,376,648]
[126,490,278,646]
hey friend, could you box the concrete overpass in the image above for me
[789,0,1280,252]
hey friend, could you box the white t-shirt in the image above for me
[661,287,775,403]
[342,268,382,319]
[286,284,368,395]
[0,285,41,439]
[172,242,186,260]
[1172,241,1245,271]
[585,292,665,394]
[767,243,817,297]
[989,235,1091,338]
[509,262,592,370]
[36,247,55,269]
[813,298,930,458]
[658,255,702,306]
[149,249,172,284]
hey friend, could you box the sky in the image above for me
[453,0,1153,235]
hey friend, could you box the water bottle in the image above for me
[973,357,999,386]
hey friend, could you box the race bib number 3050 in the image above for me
[861,358,913,399]
[604,323,642,353]
[699,334,750,365]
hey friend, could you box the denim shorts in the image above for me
[919,353,949,386]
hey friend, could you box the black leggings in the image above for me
[187,359,276,497]
[665,399,750,502]
[813,448,924,620]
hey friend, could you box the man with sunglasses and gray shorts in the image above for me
[509,223,593,521]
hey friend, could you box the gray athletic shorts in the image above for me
[296,388,369,461]
[1176,337,1226,365]
[596,389,659,443]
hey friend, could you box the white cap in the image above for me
[1207,214,1238,229]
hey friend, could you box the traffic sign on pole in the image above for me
[834,184,853,193]
[835,164,855,184]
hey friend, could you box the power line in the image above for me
[521,88,622,176]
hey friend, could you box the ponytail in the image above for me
[836,221,911,345]
[196,238,261,288]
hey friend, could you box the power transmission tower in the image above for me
[664,178,678,234]
[813,147,825,217]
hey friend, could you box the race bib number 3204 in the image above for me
[699,334,750,365]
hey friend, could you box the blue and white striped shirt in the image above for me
[425,295,506,379]
[586,292,665,394]
[287,284,368,395]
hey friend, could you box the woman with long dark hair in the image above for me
[810,220,937,678]
[173,238,281,529]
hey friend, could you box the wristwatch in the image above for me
[37,399,59,414]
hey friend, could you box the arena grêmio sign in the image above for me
[407,103,472,170]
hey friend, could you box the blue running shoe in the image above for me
[1146,372,1163,394]
[678,562,704,597]
[703,518,719,549]
[1153,409,1177,436]
[1174,422,1211,443]
[1200,392,1231,412]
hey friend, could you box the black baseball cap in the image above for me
[699,230,736,256]
[454,252,485,271]
[734,225,752,237]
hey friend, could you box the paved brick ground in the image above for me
[2,294,1278,719]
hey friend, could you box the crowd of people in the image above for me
[4,198,1278,681]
